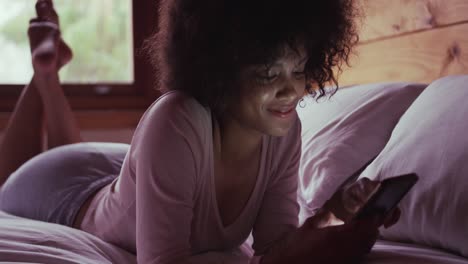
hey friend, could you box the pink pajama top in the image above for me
[80,91,301,263]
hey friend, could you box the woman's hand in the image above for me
[324,178,401,228]
[326,178,380,222]
[28,0,72,73]
[261,210,381,264]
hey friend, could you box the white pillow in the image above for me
[297,82,426,224]
[359,75,468,257]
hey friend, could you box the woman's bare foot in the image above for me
[28,0,72,74]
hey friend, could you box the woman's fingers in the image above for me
[342,178,381,215]
[356,178,381,202]
[325,178,382,224]
[361,178,381,196]
[303,209,336,229]
[330,217,380,260]
[295,217,380,263]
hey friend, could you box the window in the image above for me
[0,0,159,112]
[0,0,133,84]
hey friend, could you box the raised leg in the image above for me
[0,80,45,186]
[36,72,82,149]
[0,0,81,186]
[30,0,82,149]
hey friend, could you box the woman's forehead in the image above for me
[241,44,307,73]
[266,45,307,66]
[264,52,307,69]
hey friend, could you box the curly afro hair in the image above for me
[146,0,361,117]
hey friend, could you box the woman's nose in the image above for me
[276,79,300,103]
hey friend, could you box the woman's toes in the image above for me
[36,0,59,24]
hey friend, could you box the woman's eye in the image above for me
[256,73,278,84]
[294,71,306,79]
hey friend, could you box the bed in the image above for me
[2,0,468,262]
[1,75,468,263]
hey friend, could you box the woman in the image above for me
[0,0,399,263]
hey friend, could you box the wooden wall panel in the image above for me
[0,110,144,131]
[359,0,468,42]
[338,23,468,85]
[0,129,134,145]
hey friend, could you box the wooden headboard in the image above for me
[338,0,468,86]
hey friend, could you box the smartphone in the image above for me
[353,173,419,220]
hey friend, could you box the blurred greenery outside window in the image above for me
[0,0,133,85]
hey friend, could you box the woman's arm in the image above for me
[259,210,381,264]
[249,119,382,264]
[132,94,199,264]
[323,178,401,228]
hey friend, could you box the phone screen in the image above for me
[354,173,419,220]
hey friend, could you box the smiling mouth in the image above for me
[268,106,295,118]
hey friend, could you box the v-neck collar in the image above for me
[210,113,268,232]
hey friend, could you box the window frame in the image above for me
[0,0,160,113]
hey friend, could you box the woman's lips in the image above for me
[268,106,295,118]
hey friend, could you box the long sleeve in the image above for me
[80,91,298,263]
[251,119,301,256]
[131,93,202,264]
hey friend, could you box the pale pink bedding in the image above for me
[366,240,468,264]
[0,210,250,263]
[2,208,467,264]
[0,210,136,264]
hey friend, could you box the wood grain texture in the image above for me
[359,0,468,42]
[338,23,468,86]
[0,95,154,112]
[75,110,144,129]
[0,110,144,131]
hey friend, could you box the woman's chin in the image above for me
[264,117,297,137]
[266,125,294,137]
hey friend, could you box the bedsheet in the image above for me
[0,210,136,264]
[366,240,468,264]
[1,210,468,263]
[0,210,252,264]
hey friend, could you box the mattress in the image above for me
[1,208,468,263]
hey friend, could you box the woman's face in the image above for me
[228,46,307,137]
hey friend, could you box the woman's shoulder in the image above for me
[130,91,212,148]
[146,90,207,117]
[138,91,210,128]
